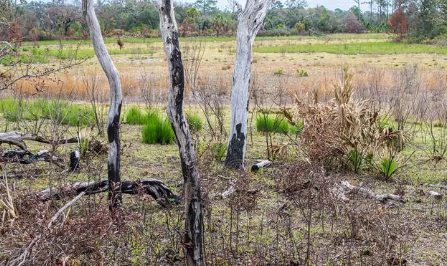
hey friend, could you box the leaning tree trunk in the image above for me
[159,1,204,265]
[83,0,123,211]
[225,0,272,169]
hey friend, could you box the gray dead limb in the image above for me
[1,149,65,169]
[333,181,404,203]
[0,131,77,150]
[47,191,86,229]
[38,179,180,207]
[7,235,41,266]
[251,160,272,172]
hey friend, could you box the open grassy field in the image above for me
[1,33,447,265]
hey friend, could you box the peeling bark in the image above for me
[38,179,179,207]
[83,0,123,211]
[225,0,273,169]
[159,1,204,265]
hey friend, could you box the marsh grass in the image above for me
[125,106,149,125]
[142,111,175,145]
[0,97,95,126]
[254,41,447,55]
[256,115,299,135]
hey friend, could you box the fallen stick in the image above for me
[0,131,77,150]
[38,179,180,207]
[47,191,86,228]
[334,181,404,203]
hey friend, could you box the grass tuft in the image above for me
[142,112,175,145]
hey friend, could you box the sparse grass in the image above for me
[31,47,156,60]
[254,41,447,55]
[22,34,391,47]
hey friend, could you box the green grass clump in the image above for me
[186,113,203,132]
[125,106,149,125]
[142,113,175,145]
[256,115,291,134]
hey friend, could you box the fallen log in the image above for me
[334,181,404,203]
[38,179,180,207]
[1,149,65,168]
[251,160,272,172]
[0,131,78,150]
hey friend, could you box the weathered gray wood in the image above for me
[0,131,78,150]
[251,159,272,172]
[38,179,179,207]
[69,150,80,172]
[83,0,123,210]
[47,191,86,229]
[225,0,273,169]
[1,149,65,168]
[159,1,204,265]
[334,181,404,203]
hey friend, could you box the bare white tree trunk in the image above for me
[225,0,272,169]
[83,0,123,210]
[159,1,204,265]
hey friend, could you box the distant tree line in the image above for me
[1,0,447,43]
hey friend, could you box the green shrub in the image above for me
[379,158,398,179]
[186,113,203,132]
[256,115,291,134]
[142,113,175,145]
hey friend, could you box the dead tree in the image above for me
[159,1,204,265]
[38,179,180,207]
[83,0,123,211]
[225,0,273,169]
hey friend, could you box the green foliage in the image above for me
[254,42,447,55]
[0,97,94,126]
[142,113,175,145]
[273,68,284,75]
[296,69,308,77]
[186,113,203,132]
[125,106,148,125]
[347,149,363,174]
[256,115,296,135]
[379,158,398,179]
[211,143,227,161]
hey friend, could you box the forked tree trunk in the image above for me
[225,0,272,169]
[159,1,204,265]
[83,0,123,211]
